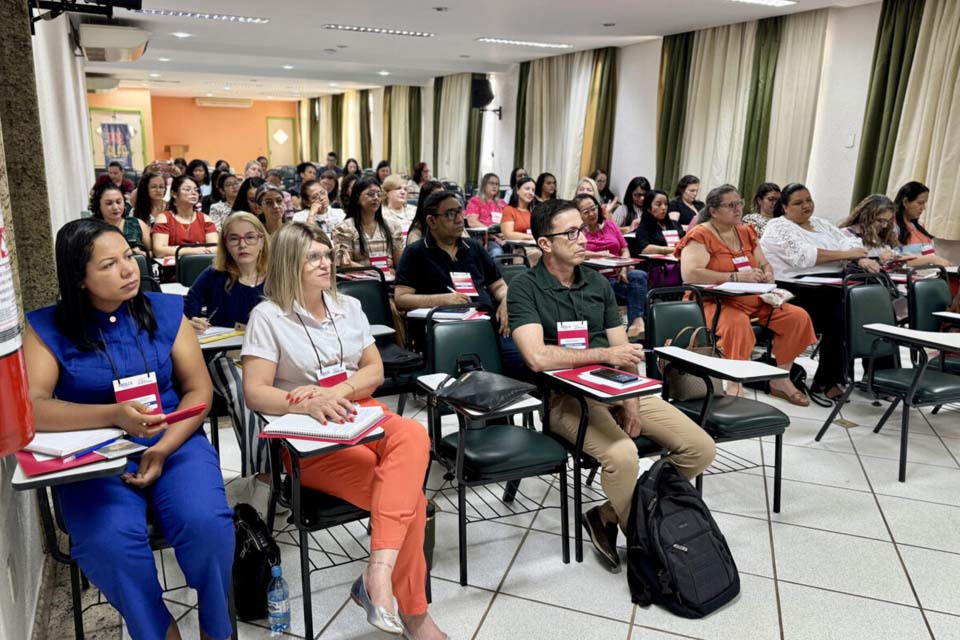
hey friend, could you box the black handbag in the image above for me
[436,354,535,413]
[232,503,281,621]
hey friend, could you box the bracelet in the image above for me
[342,380,356,395]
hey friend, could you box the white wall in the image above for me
[609,39,663,199]
[32,14,95,234]
[806,2,882,221]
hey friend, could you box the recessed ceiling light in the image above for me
[205,92,214,97]
[223,85,232,91]
[148,73,161,78]
[282,65,294,70]
[729,0,796,6]
[321,24,435,38]
[135,9,270,24]
[266,95,274,99]
[158,57,171,62]
[377,70,390,76]
[170,32,193,39]
[475,37,572,49]
[329,82,339,87]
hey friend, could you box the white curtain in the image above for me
[370,87,385,167]
[421,80,435,177]
[887,0,960,240]
[523,51,596,198]
[680,22,757,191]
[298,100,311,162]
[436,73,472,185]
[317,96,334,164]
[389,85,412,176]
[766,9,829,186]
[341,91,363,162]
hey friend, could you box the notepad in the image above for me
[406,307,487,321]
[712,282,776,294]
[198,329,244,344]
[24,428,124,458]
[200,326,236,339]
[259,406,388,443]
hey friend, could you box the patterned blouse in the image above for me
[741,213,773,238]
[332,217,403,267]
[759,216,862,279]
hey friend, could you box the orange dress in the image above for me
[675,225,816,365]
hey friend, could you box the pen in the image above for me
[206,307,220,323]
[447,286,458,294]
[63,437,119,462]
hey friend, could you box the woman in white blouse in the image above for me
[380,174,418,232]
[760,183,869,399]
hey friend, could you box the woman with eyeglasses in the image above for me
[333,175,403,272]
[208,173,242,231]
[741,182,783,238]
[242,224,446,640]
[611,176,652,235]
[292,179,345,237]
[677,185,816,403]
[574,194,648,338]
[256,183,287,235]
[590,169,617,205]
[151,176,219,258]
[132,170,169,226]
[381,174,417,232]
[465,172,508,258]
[838,195,907,269]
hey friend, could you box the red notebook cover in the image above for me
[553,366,661,395]
[257,416,389,446]
[15,450,108,477]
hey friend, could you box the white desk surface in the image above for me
[622,231,636,239]
[200,334,245,351]
[417,372,541,416]
[12,456,128,490]
[505,239,538,247]
[639,254,679,262]
[584,257,643,268]
[160,282,190,296]
[863,323,960,351]
[260,412,385,454]
[654,346,787,380]
[543,369,661,400]
[154,256,176,267]
[370,324,395,337]
[933,311,960,322]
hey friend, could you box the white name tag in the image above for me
[491,211,503,224]
[558,321,589,349]
[663,230,679,247]
[316,363,347,388]
[732,255,752,272]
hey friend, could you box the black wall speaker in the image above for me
[471,77,494,109]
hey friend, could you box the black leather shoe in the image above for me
[583,506,620,572]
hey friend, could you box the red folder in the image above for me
[15,450,108,477]
[553,366,661,395]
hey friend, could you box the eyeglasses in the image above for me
[178,187,199,195]
[579,205,599,215]
[430,207,464,221]
[223,181,240,189]
[543,224,589,242]
[261,197,285,208]
[305,251,331,266]
[875,218,894,226]
[226,233,262,246]
[717,199,745,210]
[362,190,382,200]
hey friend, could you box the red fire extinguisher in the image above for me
[0,205,35,457]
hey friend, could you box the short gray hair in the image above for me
[255,182,285,204]
[696,184,740,224]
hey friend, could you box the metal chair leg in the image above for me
[932,404,942,415]
[300,529,313,640]
[814,385,854,441]
[210,414,220,457]
[573,458,583,563]
[397,392,408,417]
[559,466,570,564]
[873,397,901,433]
[70,562,85,640]
[773,434,783,513]
[458,483,468,586]
[899,404,910,483]
[695,474,703,495]
[502,479,520,503]
[585,467,598,487]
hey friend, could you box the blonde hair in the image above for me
[381,174,405,193]
[215,213,270,291]
[576,177,599,198]
[264,222,337,312]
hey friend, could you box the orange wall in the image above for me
[86,88,155,163]
[150,97,298,169]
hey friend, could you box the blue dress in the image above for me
[27,293,235,640]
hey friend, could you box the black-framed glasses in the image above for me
[542,224,589,242]
[430,206,464,221]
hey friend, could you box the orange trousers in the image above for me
[704,297,816,365]
[297,398,431,615]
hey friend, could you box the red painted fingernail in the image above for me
[321,420,328,425]
[339,419,345,424]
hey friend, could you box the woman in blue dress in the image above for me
[24,218,234,640]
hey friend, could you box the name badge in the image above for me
[732,255,753,272]
[491,211,503,224]
[921,244,935,256]
[450,272,479,296]
[369,254,390,272]
[113,372,162,413]
[558,321,589,349]
[316,363,348,388]
[663,230,679,247]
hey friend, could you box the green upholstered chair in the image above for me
[815,273,960,481]
[424,310,569,585]
[645,286,791,512]
[174,245,217,286]
[906,267,959,381]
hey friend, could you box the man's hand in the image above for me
[619,400,642,438]
[496,302,511,337]
[604,343,645,367]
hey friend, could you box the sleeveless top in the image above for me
[122,216,143,246]
[27,292,184,447]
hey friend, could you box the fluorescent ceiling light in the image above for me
[377,70,390,76]
[729,0,797,6]
[322,24,435,38]
[148,73,161,78]
[158,57,171,62]
[475,37,571,49]
[134,9,270,24]
[282,65,294,70]
[170,32,192,38]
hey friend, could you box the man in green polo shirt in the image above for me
[508,199,716,572]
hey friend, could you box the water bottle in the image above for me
[267,565,290,635]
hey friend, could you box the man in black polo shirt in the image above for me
[508,198,716,572]
[395,190,522,371]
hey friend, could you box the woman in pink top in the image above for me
[466,172,508,258]
[575,193,648,337]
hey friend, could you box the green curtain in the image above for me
[382,86,392,164]
[359,89,372,170]
[432,76,444,171]
[738,17,782,204]
[513,61,531,169]
[655,32,695,191]
[581,47,619,176]
[330,94,343,163]
[409,86,422,167]
[309,97,320,162]
[851,0,925,206]
[465,73,485,188]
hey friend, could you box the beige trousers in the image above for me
[549,394,716,528]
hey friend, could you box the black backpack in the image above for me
[233,503,281,621]
[626,460,740,618]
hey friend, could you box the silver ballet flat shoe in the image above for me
[350,574,404,635]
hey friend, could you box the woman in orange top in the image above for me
[676,184,816,405]
[501,175,536,240]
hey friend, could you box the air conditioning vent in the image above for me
[79,24,149,62]
[195,97,253,108]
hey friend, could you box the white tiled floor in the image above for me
[49,357,960,639]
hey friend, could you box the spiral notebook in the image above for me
[258,406,388,444]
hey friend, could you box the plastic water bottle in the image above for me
[267,565,290,635]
